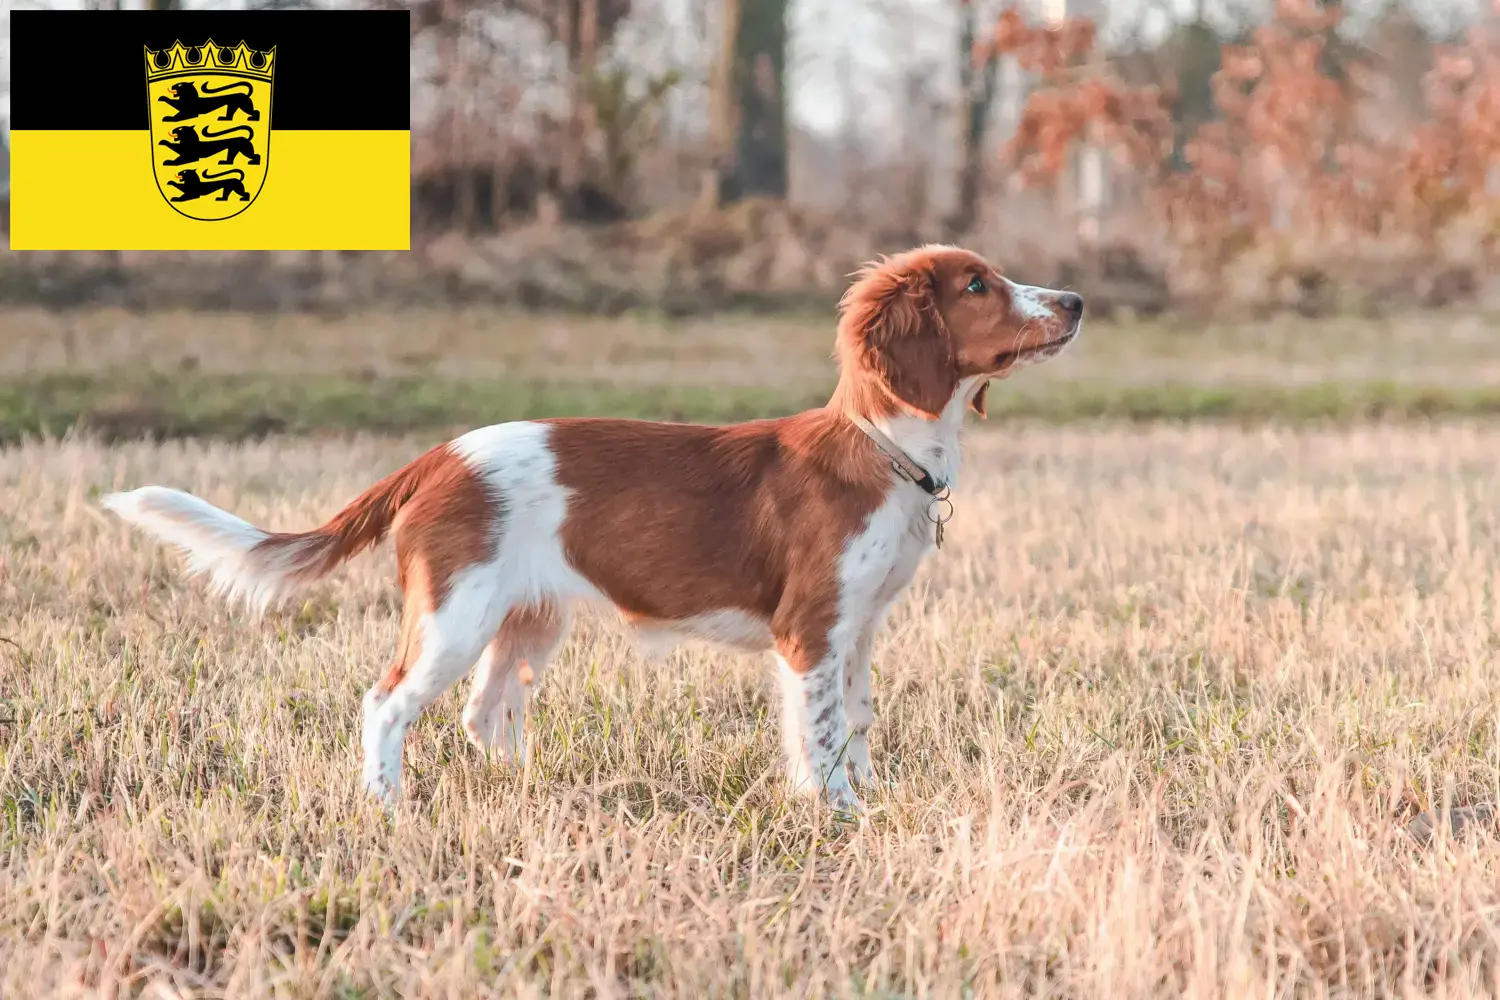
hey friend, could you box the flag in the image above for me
[9,9,410,250]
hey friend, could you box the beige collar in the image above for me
[845,410,955,548]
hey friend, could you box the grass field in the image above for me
[5,305,1500,440]
[5,423,1500,997]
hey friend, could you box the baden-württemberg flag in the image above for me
[9,9,410,250]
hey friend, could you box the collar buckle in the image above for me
[844,411,947,495]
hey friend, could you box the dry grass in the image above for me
[4,424,1500,997]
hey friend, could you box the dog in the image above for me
[100,245,1083,812]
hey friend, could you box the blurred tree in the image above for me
[1365,3,1433,127]
[405,0,633,45]
[950,0,998,235]
[148,0,179,9]
[587,65,681,205]
[713,0,789,203]
[397,0,638,228]
[898,64,942,229]
[1167,17,1220,171]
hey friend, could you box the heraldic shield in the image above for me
[146,39,274,221]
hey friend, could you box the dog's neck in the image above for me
[831,373,985,491]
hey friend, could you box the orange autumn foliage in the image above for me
[987,0,1500,279]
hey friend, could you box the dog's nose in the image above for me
[1057,292,1084,317]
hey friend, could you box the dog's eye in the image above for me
[966,276,986,294]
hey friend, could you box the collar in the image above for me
[844,411,949,497]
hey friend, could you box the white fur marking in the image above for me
[843,615,880,786]
[100,486,314,615]
[1002,277,1083,373]
[358,420,604,804]
[629,609,774,659]
[362,561,511,802]
[869,374,984,492]
[778,480,935,810]
[1004,276,1056,324]
[462,605,571,765]
[777,653,861,811]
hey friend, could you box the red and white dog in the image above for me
[102,245,1083,812]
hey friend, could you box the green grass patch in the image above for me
[4,372,1500,445]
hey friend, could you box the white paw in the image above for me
[845,736,874,787]
[787,764,864,814]
[362,770,399,808]
[462,710,526,767]
[825,783,865,816]
[462,709,502,752]
[497,738,527,769]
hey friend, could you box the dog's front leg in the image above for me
[843,599,898,788]
[775,638,861,813]
[843,625,877,786]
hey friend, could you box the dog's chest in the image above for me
[840,489,936,613]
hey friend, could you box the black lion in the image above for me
[159,124,260,167]
[158,81,260,123]
[166,167,251,203]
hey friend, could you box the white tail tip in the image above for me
[101,485,312,614]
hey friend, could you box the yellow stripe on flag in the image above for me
[10,129,410,250]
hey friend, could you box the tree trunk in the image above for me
[1170,19,1219,172]
[547,0,599,217]
[148,0,180,10]
[716,0,788,204]
[705,0,738,208]
[950,0,996,235]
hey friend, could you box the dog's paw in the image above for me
[361,774,400,810]
[825,783,865,817]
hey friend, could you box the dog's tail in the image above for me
[101,443,455,614]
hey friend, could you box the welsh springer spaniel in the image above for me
[102,245,1083,813]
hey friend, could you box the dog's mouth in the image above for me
[992,325,1080,369]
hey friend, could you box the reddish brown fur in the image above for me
[833,256,960,419]
[831,247,1073,420]
[246,442,500,695]
[547,412,890,668]
[379,457,499,692]
[250,443,457,581]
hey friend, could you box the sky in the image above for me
[0,0,1486,145]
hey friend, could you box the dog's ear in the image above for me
[840,259,956,418]
[970,379,990,419]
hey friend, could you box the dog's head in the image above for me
[836,245,1083,419]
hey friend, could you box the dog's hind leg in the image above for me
[361,566,506,805]
[462,600,570,767]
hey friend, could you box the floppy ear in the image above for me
[970,380,990,419]
[841,262,956,418]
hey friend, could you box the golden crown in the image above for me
[145,40,276,82]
